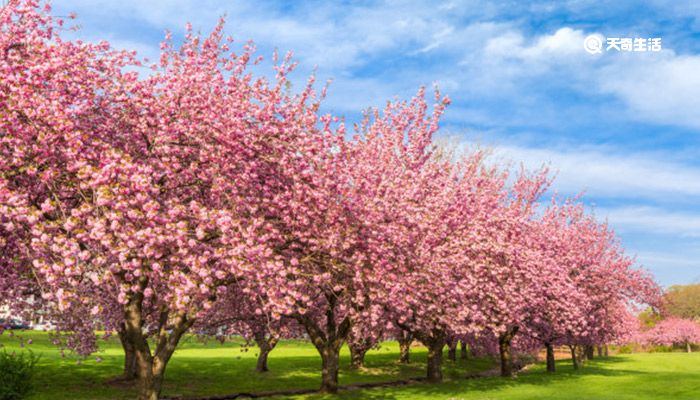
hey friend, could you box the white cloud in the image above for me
[597,206,700,237]
[637,252,700,268]
[417,26,455,53]
[55,1,700,129]
[484,27,585,61]
[485,144,700,199]
[632,250,700,286]
[599,54,700,129]
[54,0,520,113]
[453,27,602,98]
[469,27,700,129]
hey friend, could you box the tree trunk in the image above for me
[254,333,278,373]
[398,331,413,364]
[545,342,555,373]
[298,293,351,394]
[499,326,519,377]
[348,330,377,370]
[460,340,468,360]
[320,344,341,393]
[447,341,457,362]
[585,345,594,360]
[136,366,163,400]
[123,279,193,400]
[131,317,189,400]
[118,325,138,380]
[603,345,609,357]
[596,345,603,357]
[426,338,445,383]
[569,345,579,370]
[349,344,368,369]
[687,341,692,353]
[256,349,271,373]
[130,326,187,400]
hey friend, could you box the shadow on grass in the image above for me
[160,350,497,398]
[300,356,657,400]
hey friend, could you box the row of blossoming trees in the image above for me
[0,2,661,400]
[637,318,700,352]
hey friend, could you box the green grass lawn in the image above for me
[296,352,700,400]
[1,331,699,400]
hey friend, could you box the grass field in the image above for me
[1,331,699,400]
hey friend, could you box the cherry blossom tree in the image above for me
[518,201,595,373]
[369,137,480,383]
[567,221,658,368]
[201,280,304,373]
[249,87,452,392]
[644,317,700,353]
[347,317,386,369]
[465,168,552,378]
[1,0,138,360]
[0,2,332,398]
[375,149,548,380]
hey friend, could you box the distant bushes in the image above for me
[615,344,635,354]
[611,343,699,354]
[0,350,40,400]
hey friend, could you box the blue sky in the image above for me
[54,0,700,287]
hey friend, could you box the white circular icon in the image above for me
[583,35,603,54]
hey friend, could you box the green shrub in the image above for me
[515,353,538,367]
[616,344,634,354]
[652,345,673,353]
[0,350,40,400]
